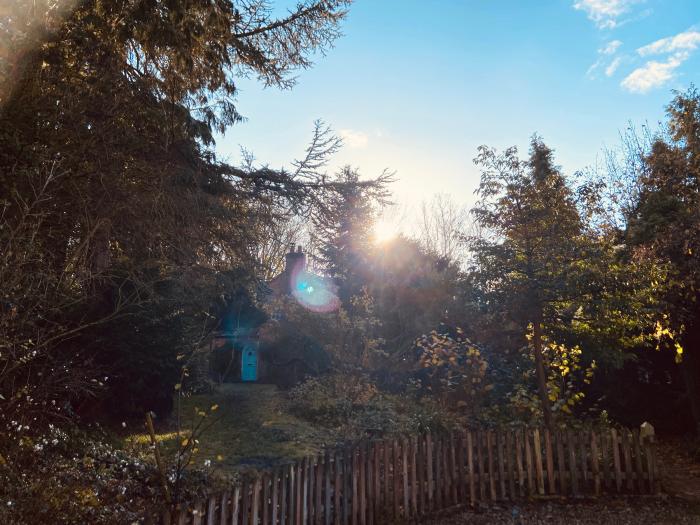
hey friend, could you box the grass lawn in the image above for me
[124,383,336,478]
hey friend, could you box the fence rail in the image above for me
[160,426,658,525]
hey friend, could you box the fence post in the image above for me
[591,430,600,496]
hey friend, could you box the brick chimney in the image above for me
[285,244,306,276]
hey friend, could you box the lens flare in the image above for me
[289,267,340,313]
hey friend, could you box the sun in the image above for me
[373,218,397,243]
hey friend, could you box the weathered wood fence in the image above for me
[161,426,658,524]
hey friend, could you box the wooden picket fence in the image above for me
[159,426,658,524]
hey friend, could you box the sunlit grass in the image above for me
[122,384,337,477]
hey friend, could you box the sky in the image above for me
[216,0,700,233]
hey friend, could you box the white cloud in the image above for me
[601,39,623,54]
[605,56,623,76]
[587,40,623,79]
[637,30,700,56]
[621,54,685,93]
[339,129,368,149]
[621,29,700,93]
[573,0,643,29]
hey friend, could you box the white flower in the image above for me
[204,459,211,467]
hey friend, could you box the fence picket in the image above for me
[505,430,515,499]
[497,431,506,500]
[392,439,400,519]
[632,430,644,494]
[333,453,341,525]
[410,436,418,516]
[600,430,609,492]
[622,430,633,491]
[372,442,380,519]
[544,429,555,495]
[280,468,288,525]
[533,429,544,496]
[514,429,524,498]
[426,434,434,510]
[611,428,622,492]
[590,431,600,496]
[567,431,579,496]
[361,445,368,525]
[555,431,566,495]
[434,436,442,509]
[643,435,655,494]
[486,430,496,500]
[524,429,534,496]
[261,474,270,525]
[192,500,203,525]
[476,431,486,501]
[252,479,261,525]
[162,424,660,525]
[417,435,426,514]
[351,449,358,525]
[296,461,304,525]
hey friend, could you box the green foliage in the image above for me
[508,331,595,422]
[414,328,491,416]
[311,166,393,304]
[288,374,460,438]
[625,87,700,432]
[0,0,356,431]
[0,425,161,525]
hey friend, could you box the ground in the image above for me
[420,497,700,524]
[122,383,700,523]
[422,435,700,524]
[125,383,337,478]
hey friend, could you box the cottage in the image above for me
[210,245,337,385]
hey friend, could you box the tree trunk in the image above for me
[533,317,554,431]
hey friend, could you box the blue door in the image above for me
[241,344,257,382]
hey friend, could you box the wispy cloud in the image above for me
[605,56,623,76]
[621,29,700,93]
[339,129,369,149]
[587,39,624,79]
[573,0,644,29]
[601,39,623,54]
[637,30,700,56]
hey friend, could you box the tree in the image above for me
[418,193,471,264]
[0,0,354,427]
[470,136,585,429]
[311,166,393,304]
[626,88,700,434]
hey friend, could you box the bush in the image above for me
[288,373,462,440]
[0,425,161,525]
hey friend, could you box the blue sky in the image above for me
[216,0,700,226]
